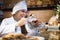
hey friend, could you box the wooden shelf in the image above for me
[0,0,59,11]
[0,6,56,11]
[28,6,56,10]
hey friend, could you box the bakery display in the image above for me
[48,31,59,40]
[2,34,39,40]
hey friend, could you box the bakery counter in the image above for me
[40,24,60,40]
[0,23,60,40]
[0,29,59,40]
[0,34,45,40]
[40,30,60,40]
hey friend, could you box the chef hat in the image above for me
[12,0,27,15]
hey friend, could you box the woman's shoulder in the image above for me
[2,17,14,21]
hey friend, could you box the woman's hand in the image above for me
[15,18,27,27]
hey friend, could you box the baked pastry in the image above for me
[14,34,27,40]
[2,33,39,40]
[26,36,38,40]
[2,33,14,40]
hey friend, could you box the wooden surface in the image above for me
[29,10,54,23]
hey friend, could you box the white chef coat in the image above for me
[0,17,21,35]
[0,16,45,36]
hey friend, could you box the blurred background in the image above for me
[0,0,60,24]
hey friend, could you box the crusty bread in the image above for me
[2,34,38,40]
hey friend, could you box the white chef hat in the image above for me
[12,0,27,15]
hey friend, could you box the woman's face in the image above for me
[14,10,28,21]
